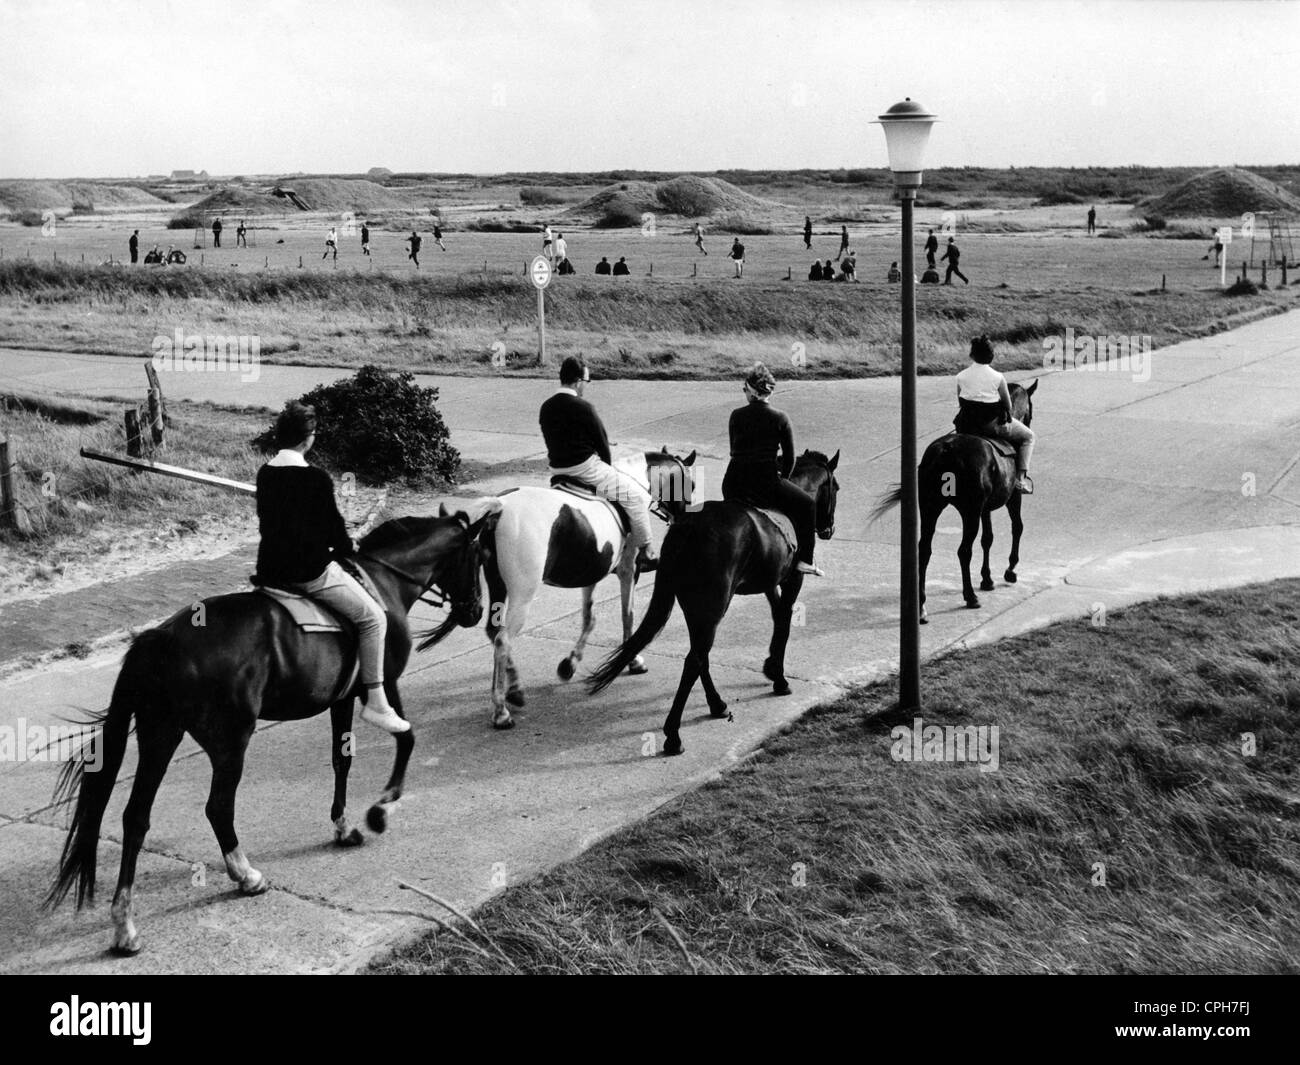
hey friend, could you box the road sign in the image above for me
[530,255,552,290]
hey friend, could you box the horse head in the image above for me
[645,445,697,520]
[1010,378,1039,427]
[793,449,840,540]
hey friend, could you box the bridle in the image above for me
[358,533,480,615]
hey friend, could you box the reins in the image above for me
[358,551,457,612]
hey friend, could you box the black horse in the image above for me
[589,448,839,755]
[872,380,1037,621]
[45,502,499,956]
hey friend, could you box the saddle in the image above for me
[548,475,633,535]
[725,495,798,555]
[251,560,386,633]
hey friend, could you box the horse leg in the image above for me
[492,600,529,729]
[1005,492,1024,583]
[329,698,364,847]
[619,555,648,675]
[558,585,595,681]
[688,615,730,720]
[367,682,415,834]
[979,508,996,591]
[662,652,701,757]
[958,505,982,608]
[204,733,267,896]
[762,579,799,696]
[918,500,940,625]
[108,717,184,956]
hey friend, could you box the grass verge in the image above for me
[370,579,1300,974]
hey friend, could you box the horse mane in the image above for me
[359,515,443,553]
[795,450,832,470]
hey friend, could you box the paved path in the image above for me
[1,309,1299,973]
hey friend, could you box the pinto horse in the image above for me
[45,502,499,956]
[446,474,681,729]
[871,379,1037,621]
[589,448,839,756]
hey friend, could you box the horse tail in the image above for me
[45,628,169,911]
[587,536,681,695]
[868,484,904,525]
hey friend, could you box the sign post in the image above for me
[530,255,552,365]
[1218,226,1232,287]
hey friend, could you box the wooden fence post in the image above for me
[125,408,143,458]
[0,436,17,530]
[144,361,168,428]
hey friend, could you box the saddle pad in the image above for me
[751,507,798,554]
[548,480,632,536]
[257,586,346,632]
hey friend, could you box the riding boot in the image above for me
[360,685,410,734]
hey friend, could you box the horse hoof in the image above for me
[662,736,684,756]
[492,715,516,730]
[1004,570,1018,584]
[980,578,995,592]
[710,702,730,719]
[240,870,269,896]
[965,597,982,609]
[626,657,649,676]
[920,607,929,625]
[366,805,388,833]
[556,657,574,681]
[334,827,364,848]
[110,932,142,956]
[762,658,780,682]
[772,679,792,696]
[506,688,526,708]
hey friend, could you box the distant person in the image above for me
[808,260,823,281]
[361,222,371,255]
[924,228,939,268]
[145,244,163,265]
[837,224,849,261]
[557,256,576,276]
[236,219,248,248]
[128,230,139,264]
[1087,206,1096,235]
[406,230,422,267]
[840,252,857,282]
[432,221,446,250]
[887,261,901,283]
[803,216,813,250]
[822,258,835,281]
[694,221,707,255]
[322,227,338,261]
[542,224,554,260]
[1205,231,1224,266]
[612,256,630,276]
[212,217,222,247]
[920,264,940,284]
[941,237,969,284]
[595,256,612,275]
[730,238,746,278]
[554,232,568,266]
[955,336,1035,494]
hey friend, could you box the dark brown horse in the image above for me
[589,448,839,756]
[872,380,1037,621]
[45,502,499,955]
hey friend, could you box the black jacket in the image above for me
[539,392,612,467]
[255,463,353,584]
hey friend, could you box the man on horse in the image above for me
[954,336,1035,493]
[539,356,659,573]
[722,362,825,577]
[255,402,410,734]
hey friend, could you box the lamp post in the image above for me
[876,98,937,712]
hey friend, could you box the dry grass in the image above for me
[370,579,1300,975]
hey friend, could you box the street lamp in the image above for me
[876,98,937,712]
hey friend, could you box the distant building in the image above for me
[170,169,210,182]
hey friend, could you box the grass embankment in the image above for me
[0,261,1288,380]
[373,580,1300,975]
[0,393,266,575]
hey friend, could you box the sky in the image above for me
[1,0,1297,178]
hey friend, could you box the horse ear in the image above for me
[438,502,449,518]
[684,450,696,466]
[827,449,840,472]
[661,445,668,453]
[1027,379,1039,396]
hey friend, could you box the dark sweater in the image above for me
[255,463,353,584]
[727,402,795,477]
[539,391,612,467]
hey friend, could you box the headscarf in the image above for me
[745,362,776,398]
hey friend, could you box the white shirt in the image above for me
[956,363,1004,403]
[555,237,567,258]
[327,229,337,242]
[267,448,308,467]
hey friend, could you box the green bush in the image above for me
[167,212,203,230]
[253,365,461,486]
[1225,277,1259,297]
[14,210,45,227]
[519,187,570,206]
[593,203,646,229]
[1035,189,1084,205]
[713,212,774,235]
[1143,214,1168,231]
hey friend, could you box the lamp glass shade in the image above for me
[876,99,937,185]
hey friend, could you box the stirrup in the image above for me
[1015,475,1034,495]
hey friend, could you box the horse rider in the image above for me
[255,402,410,733]
[722,362,824,577]
[953,336,1035,493]
[539,356,659,573]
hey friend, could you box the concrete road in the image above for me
[1,309,1298,972]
